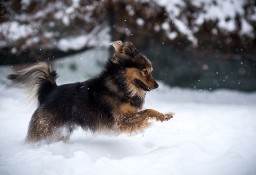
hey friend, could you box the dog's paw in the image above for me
[155,112,174,122]
[163,112,174,121]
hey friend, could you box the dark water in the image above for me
[144,45,256,92]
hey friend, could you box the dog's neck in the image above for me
[101,72,145,108]
[123,95,144,108]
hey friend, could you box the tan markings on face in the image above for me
[124,67,157,94]
[124,68,145,97]
[142,66,153,76]
[142,56,153,75]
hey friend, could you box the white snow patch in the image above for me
[174,19,198,45]
[153,0,255,44]
[240,18,253,35]
[57,26,110,51]
[58,36,88,51]
[154,24,161,32]
[62,15,70,26]
[0,22,34,44]
[161,21,170,31]
[136,18,145,26]
[126,5,135,16]
[168,32,177,40]
[193,0,246,32]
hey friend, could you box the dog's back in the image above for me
[41,78,114,131]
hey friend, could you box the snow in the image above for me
[168,32,177,40]
[0,22,34,46]
[58,36,89,51]
[194,0,245,33]
[1,0,254,50]
[1,48,256,175]
[240,18,253,35]
[57,26,111,51]
[136,18,145,26]
[154,0,255,44]
[172,19,197,45]
[126,5,135,16]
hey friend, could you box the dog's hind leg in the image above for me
[58,125,76,143]
[26,108,67,143]
[115,109,174,133]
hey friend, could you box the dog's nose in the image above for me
[154,81,159,89]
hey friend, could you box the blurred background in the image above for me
[0,0,256,91]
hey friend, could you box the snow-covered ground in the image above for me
[0,49,256,175]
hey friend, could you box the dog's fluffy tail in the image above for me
[7,62,58,104]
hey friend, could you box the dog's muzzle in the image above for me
[135,79,159,91]
[153,81,159,89]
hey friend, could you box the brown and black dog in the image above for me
[8,41,174,143]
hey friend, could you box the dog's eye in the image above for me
[142,70,149,76]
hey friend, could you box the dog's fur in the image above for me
[8,41,173,143]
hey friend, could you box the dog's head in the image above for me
[111,41,159,96]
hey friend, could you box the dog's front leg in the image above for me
[115,109,174,133]
[139,109,174,122]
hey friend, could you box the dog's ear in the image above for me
[112,40,123,53]
[111,41,139,64]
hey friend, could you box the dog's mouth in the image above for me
[134,79,151,91]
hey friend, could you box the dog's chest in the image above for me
[118,103,138,114]
[128,95,144,107]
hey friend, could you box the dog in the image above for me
[8,41,174,143]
